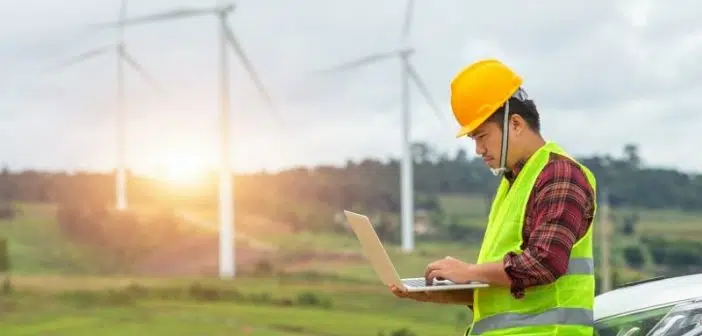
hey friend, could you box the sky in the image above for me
[1,0,701,176]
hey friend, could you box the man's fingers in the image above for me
[425,260,448,283]
[425,268,441,283]
[389,285,407,298]
[426,269,446,284]
[392,288,431,302]
[395,292,408,298]
[424,260,443,279]
[391,286,406,293]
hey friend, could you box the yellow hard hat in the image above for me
[450,59,523,138]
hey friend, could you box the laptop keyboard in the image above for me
[402,278,450,287]
[402,279,427,287]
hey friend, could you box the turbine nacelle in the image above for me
[216,3,235,16]
[397,47,415,58]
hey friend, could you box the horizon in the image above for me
[1,142,697,179]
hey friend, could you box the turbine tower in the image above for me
[92,1,279,278]
[52,0,160,211]
[314,0,448,252]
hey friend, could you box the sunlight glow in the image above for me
[156,154,210,187]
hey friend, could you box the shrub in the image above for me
[0,238,10,295]
[0,238,9,273]
[253,260,275,276]
[295,291,332,308]
[188,281,243,302]
[390,328,417,336]
[623,246,644,269]
[0,203,16,220]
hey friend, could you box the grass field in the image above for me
[0,196,700,335]
[438,193,702,232]
[0,276,470,335]
[0,203,476,335]
[0,204,106,275]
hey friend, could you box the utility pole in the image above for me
[600,188,613,293]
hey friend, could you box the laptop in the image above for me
[343,210,489,292]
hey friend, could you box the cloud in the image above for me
[0,0,700,174]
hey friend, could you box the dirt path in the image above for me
[130,212,282,277]
[131,234,276,276]
[177,211,279,252]
[130,211,366,277]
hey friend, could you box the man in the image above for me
[390,58,597,335]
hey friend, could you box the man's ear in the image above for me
[510,114,523,135]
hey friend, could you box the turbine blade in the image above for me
[222,21,284,127]
[311,51,398,74]
[120,49,162,93]
[401,0,414,42]
[89,8,212,29]
[50,46,113,71]
[406,63,449,128]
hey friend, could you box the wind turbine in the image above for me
[90,1,280,278]
[314,0,447,252]
[52,0,161,212]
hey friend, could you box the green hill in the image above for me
[0,204,104,275]
[0,203,473,335]
[0,198,700,334]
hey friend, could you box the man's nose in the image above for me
[475,144,486,156]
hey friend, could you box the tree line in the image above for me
[0,141,698,255]
[0,142,700,279]
[0,142,698,214]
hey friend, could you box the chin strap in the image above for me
[489,99,511,177]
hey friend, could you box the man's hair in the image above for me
[486,96,541,133]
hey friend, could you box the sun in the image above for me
[164,164,202,185]
[157,155,209,186]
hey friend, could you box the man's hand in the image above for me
[424,256,476,284]
[389,284,473,305]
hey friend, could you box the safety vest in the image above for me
[467,142,596,336]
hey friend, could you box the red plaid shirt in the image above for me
[501,152,595,299]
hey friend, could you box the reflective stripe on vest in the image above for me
[470,307,594,335]
[468,257,595,335]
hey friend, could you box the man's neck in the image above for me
[505,134,546,176]
[518,135,546,163]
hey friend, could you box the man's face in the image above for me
[470,116,521,169]
[469,120,513,169]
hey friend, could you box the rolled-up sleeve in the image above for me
[503,158,595,299]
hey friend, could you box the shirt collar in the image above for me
[504,159,526,183]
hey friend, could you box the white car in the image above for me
[594,273,702,335]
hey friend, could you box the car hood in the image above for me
[595,273,702,321]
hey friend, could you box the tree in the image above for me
[623,143,641,169]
